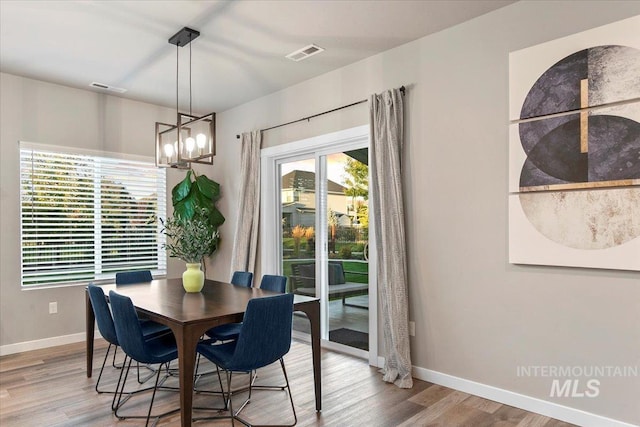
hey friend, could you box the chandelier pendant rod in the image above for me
[189,37,192,116]
[176,42,179,122]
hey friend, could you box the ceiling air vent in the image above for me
[286,44,325,62]
[90,82,127,93]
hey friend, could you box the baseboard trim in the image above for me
[411,366,636,427]
[0,332,102,356]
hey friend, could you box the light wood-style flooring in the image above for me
[0,339,577,426]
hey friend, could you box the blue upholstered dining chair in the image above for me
[231,270,253,287]
[109,290,180,427]
[114,270,170,380]
[87,284,168,395]
[115,270,153,284]
[259,274,287,293]
[196,293,297,426]
[198,272,287,388]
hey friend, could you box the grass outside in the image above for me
[342,260,368,283]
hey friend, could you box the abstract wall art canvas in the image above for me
[509,16,640,271]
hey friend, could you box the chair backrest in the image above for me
[87,284,118,346]
[229,293,294,371]
[115,270,153,285]
[108,290,153,363]
[231,271,253,288]
[260,274,287,293]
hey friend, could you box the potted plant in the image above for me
[162,170,225,292]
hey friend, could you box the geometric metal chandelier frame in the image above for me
[155,27,216,168]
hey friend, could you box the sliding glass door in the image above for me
[262,126,375,360]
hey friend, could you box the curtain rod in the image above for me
[236,85,405,139]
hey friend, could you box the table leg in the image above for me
[308,300,322,412]
[86,289,95,378]
[295,300,322,412]
[173,325,200,427]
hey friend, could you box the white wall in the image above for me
[1,1,639,424]
[217,1,640,424]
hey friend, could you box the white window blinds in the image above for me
[19,143,167,287]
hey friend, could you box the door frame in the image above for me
[260,125,378,365]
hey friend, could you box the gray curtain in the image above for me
[230,131,262,274]
[370,88,413,388]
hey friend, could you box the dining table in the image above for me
[85,278,321,427]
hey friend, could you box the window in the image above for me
[19,142,167,287]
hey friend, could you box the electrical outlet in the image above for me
[409,321,415,337]
[49,301,58,314]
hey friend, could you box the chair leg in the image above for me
[232,371,252,417]
[192,361,229,411]
[194,353,225,386]
[195,353,201,378]
[113,361,180,425]
[113,356,133,412]
[251,365,286,392]
[223,369,265,397]
[193,353,204,386]
[279,358,298,427]
[227,371,235,427]
[95,344,157,397]
[111,345,119,368]
[144,362,164,427]
[95,343,113,394]
[136,362,156,384]
[194,361,296,427]
[218,366,228,409]
[233,359,297,427]
[110,358,174,413]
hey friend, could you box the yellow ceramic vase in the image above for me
[182,263,204,293]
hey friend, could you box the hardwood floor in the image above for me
[0,339,577,427]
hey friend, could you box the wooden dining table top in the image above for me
[101,278,314,324]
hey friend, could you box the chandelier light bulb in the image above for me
[185,136,195,154]
[163,143,174,158]
[196,133,207,149]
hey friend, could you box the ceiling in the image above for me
[0,0,514,113]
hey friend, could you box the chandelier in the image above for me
[155,27,215,168]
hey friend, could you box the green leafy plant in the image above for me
[339,245,352,259]
[161,209,218,263]
[172,170,225,228]
[162,169,225,264]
